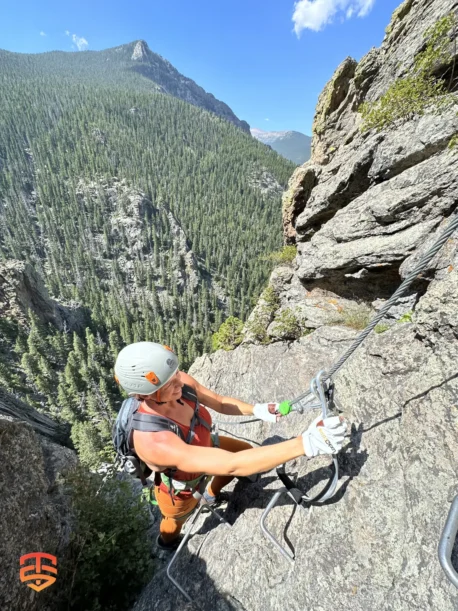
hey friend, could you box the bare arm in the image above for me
[134,430,305,477]
[180,371,254,416]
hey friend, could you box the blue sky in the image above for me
[0,0,401,135]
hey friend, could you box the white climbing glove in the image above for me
[301,415,347,458]
[253,403,281,423]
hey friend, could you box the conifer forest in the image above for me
[0,44,295,464]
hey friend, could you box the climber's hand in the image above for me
[301,415,347,457]
[253,403,282,422]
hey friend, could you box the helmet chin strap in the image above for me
[154,388,167,405]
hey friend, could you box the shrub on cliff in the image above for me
[261,245,297,265]
[212,316,244,351]
[360,13,457,131]
[60,467,154,611]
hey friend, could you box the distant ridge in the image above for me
[0,40,250,133]
[251,128,311,165]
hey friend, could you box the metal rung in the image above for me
[260,487,300,563]
[262,370,341,562]
[166,503,231,603]
[439,495,458,589]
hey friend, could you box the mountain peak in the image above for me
[131,40,149,61]
[251,128,311,165]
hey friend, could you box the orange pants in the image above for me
[155,435,252,543]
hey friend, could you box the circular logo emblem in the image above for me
[166,358,175,369]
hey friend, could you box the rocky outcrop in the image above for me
[0,414,77,611]
[283,0,458,302]
[77,177,224,300]
[248,169,284,197]
[296,110,458,299]
[163,204,200,291]
[0,260,85,331]
[0,387,71,446]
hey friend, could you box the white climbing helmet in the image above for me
[114,342,179,396]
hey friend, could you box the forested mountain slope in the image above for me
[0,47,295,464]
[0,40,250,131]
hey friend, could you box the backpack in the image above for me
[112,384,210,487]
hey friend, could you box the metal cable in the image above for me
[292,211,458,406]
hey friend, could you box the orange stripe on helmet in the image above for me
[145,371,159,385]
[163,345,173,352]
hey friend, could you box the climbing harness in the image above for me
[439,495,458,589]
[261,370,339,562]
[112,383,213,502]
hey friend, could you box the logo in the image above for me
[166,358,175,368]
[20,552,57,592]
[318,428,337,453]
[267,403,278,415]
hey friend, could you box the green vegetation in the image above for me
[340,303,373,330]
[211,316,244,351]
[262,245,297,265]
[449,134,458,149]
[360,14,457,131]
[397,311,413,323]
[272,308,303,339]
[245,314,271,345]
[375,323,390,334]
[0,45,295,467]
[245,286,280,344]
[61,467,154,611]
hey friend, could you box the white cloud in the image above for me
[292,0,376,35]
[65,30,70,36]
[265,118,270,121]
[71,33,89,51]
[40,31,46,37]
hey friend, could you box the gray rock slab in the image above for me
[133,270,458,611]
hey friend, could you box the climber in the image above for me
[114,342,347,551]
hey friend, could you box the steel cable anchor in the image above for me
[260,370,340,562]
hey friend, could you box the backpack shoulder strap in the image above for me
[181,383,198,404]
[181,383,211,441]
[131,411,186,440]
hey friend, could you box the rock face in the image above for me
[283,0,458,305]
[0,412,77,611]
[132,237,458,611]
[76,177,225,302]
[0,260,85,331]
[132,1,458,609]
[0,386,71,446]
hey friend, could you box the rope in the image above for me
[291,210,458,407]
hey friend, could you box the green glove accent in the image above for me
[279,401,292,416]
